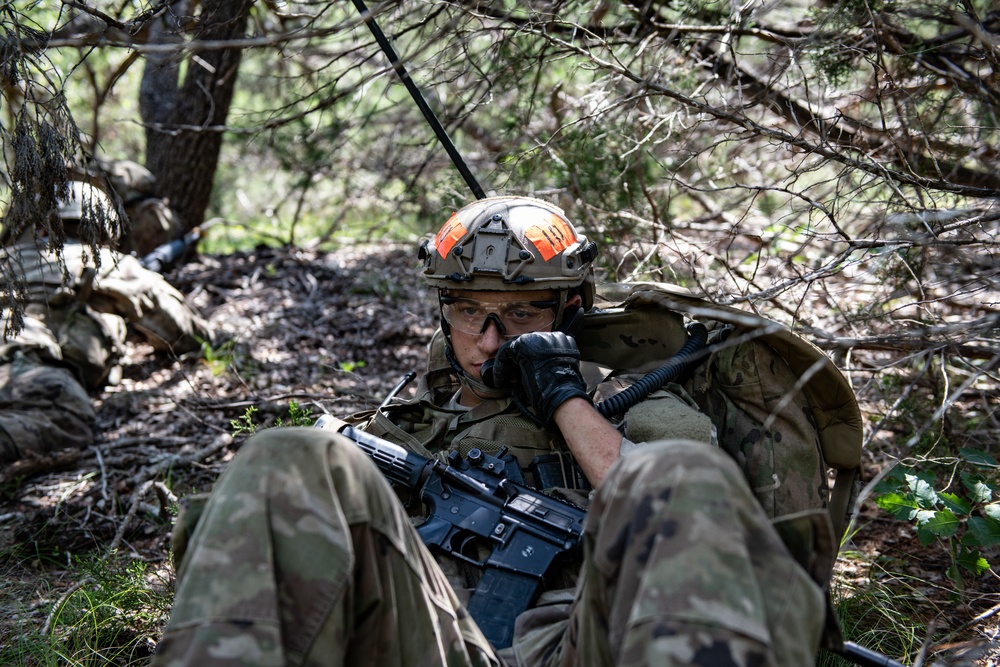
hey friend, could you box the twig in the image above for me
[124,433,233,487]
[183,392,355,410]
[905,351,1000,448]
[912,619,936,667]
[108,480,178,555]
[0,435,194,485]
[102,435,192,449]
[90,445,108,501]
[0,449,92,484]
[762,355,828,434]
[926,601,1000,657]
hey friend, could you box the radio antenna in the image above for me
[351,0,487,200]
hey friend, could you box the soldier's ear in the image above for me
[558,304,584,337]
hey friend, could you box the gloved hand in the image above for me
[482,331,591,424]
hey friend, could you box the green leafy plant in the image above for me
[337,360,366,373]
[230,401,315,436]
[199,337,240,377]
[274,401,314,428]
[230,405,260,436]
[875,448,1000,589]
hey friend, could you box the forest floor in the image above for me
[0,243,997,666]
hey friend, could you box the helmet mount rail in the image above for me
[351,0,487,200]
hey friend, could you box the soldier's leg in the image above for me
[560,440,825,667]
[0,352,96,463]
[154,427,498,667]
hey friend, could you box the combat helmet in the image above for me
[419,197,598,395]
[56,180,126,247]
[1,180,124,248]
[418,196,597,313]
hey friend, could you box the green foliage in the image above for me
[508,128,665,221]
[809,41,863,88]
[230,405,260,436]
[0,556,169,666]
[274,401,314,428]
[337,360,366,373]
[350,271,405,300]
[875,450,1000,588]
[198,337,239,377]
[230,401,316,436]
[819,560,922,666]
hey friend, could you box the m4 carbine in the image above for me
[314,415,585,649]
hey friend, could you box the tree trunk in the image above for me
[140,0,253,230]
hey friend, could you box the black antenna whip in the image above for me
[351,0,487,200]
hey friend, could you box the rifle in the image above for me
[837,641,907,667]
[139,225,207,273]
[314,414,585,649]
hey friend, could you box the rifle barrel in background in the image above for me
[140,227,204,273]
[836,641,907,667]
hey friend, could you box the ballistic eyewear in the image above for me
[441,296,559,338]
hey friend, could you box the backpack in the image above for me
[577,281,863,541]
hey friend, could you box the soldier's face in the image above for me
[446,289,581,406]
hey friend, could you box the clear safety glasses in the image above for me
[441,296,559,338]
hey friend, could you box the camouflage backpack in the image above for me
[576,281,863,542]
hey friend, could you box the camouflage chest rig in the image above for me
[354,344,592,503]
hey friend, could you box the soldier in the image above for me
[154,197,837,666]
[98,159,185,258]
[0,180,212,464]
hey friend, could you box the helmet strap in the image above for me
[442,335,510,400]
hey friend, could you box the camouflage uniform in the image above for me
[155,361,833,666]
[0,239,212,462]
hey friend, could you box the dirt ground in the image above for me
[0,243,997,665]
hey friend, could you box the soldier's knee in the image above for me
[603,439,755,510]
[237,427,389,506]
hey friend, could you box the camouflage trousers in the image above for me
[0,351,96,463]
[153,428,824,667]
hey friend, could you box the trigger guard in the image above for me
[450,531,488,564]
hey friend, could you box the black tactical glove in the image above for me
[482,331,591,425]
